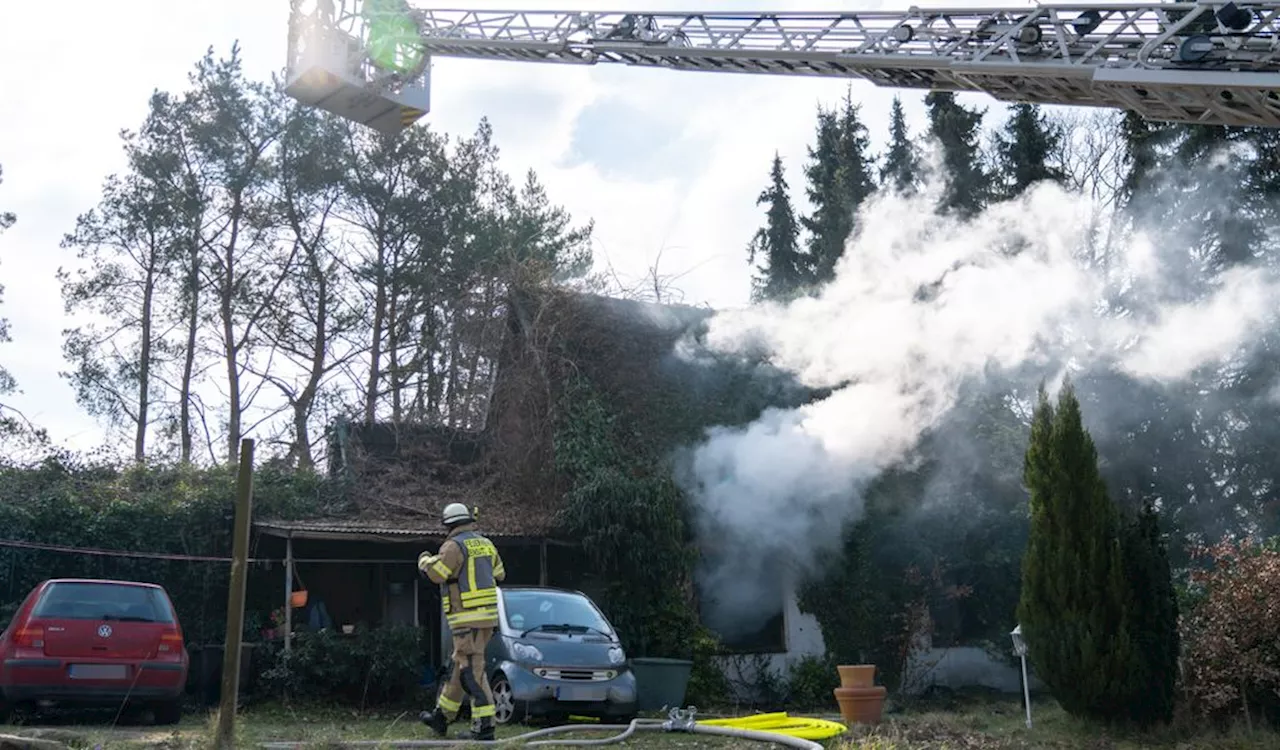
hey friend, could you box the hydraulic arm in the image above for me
[284,1,1280,135]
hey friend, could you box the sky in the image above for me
[0,0,1051,454]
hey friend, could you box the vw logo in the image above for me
[97,624,112,638]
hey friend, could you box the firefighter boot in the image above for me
[456,717,495,742]
[419,708,448,737]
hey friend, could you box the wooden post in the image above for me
[214,439,255,750]
[284,535,294,653]
[539,539,548,586]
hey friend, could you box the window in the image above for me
[697,578,787,654]
[33,582,174,623]
[501,589,614,636]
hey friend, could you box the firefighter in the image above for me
[418,502,506,741]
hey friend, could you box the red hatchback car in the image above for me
[0,579,188,724]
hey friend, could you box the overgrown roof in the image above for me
[280,287,814,541]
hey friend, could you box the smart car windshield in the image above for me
[502,589,613,637]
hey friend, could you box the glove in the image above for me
[418,553,440,572]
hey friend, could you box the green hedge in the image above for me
[254,626,433,708]
[0,456,348,644]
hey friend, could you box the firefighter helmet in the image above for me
[442,502,474,527]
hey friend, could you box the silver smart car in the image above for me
[439,586,638,726]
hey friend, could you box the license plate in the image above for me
[556,685,606,702]
[69,664,129,680]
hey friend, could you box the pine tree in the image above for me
[1017,381,1134,723]
[924,92,992,218]
[1117,501,1179,726]
[747,153,806,302]
[993,103,1066,200]
[800,107,845,285]
[801,88,876,286]
[880,96,920,195]
[1117,111,1177,207]
[824,88,876,283]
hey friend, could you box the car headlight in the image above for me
[607,646,626,665]
[512,642,544,662]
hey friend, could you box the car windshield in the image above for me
[32,582,174,623]
[502,590,613,636]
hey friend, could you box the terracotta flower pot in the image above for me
[838,664,876,689]
[834,685,888,724]
[833,664,886,725]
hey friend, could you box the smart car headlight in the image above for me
[512,641,544,663]
[607,646,626,665]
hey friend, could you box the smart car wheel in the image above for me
[491,673,524,725]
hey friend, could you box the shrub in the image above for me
[0,458,344,644]
[1117,501,1179,726]
[1016,382,1136,723]
[255,626,431,709]
[1180,538,1280,725]
[785,654,839,710]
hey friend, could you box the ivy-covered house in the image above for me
[254,287,827,681]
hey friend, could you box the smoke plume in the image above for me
[675,156,1280,638]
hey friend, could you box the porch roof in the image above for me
[254,517,568,545]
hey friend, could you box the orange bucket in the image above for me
[290,590,309,608]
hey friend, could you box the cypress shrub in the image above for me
[1118,501,1179,726]
[1016,381,1134,722]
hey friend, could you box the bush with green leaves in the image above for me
[255,626,431,709]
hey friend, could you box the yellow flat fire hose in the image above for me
[699,711,848,740]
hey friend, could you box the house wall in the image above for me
[708,581,1037,701]
[900,644,1042,695]
[713,580,826,702]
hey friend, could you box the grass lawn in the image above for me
[3,694,1277,749]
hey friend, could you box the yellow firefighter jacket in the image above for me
[419,523,506,629]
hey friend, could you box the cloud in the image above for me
[0,0,1019,452]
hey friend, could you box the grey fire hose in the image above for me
[260,707,826,749]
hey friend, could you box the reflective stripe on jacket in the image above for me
[419,525,506,629]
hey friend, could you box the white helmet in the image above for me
[442,502,474,527]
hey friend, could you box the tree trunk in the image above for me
[222,198,244,465]
[135,252,157,462]
[179,232,200,464]
[293,249,330,472]
[364,233,387,425]
[388,280,402,424]
[422,301,441,421]
[445,318,461,427]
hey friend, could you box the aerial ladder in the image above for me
[284,0,1280,136]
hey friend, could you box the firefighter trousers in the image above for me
[435,626,495,722]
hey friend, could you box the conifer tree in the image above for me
[801,88,876,286]
[993,103,1066,200]
[880,95,920,195]
[747,153,806,302]
[924,92,992,218]
[800,107,845,285]
[1017,381,1134,722]
[1117,501,1179,726]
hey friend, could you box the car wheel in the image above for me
[153,699,182,726]
[490,673,524,726]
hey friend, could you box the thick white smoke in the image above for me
[677,159,1280,637]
